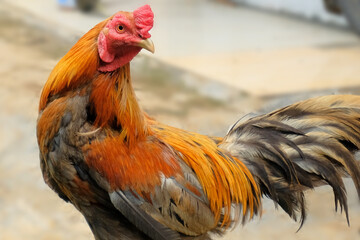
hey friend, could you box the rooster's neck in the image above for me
[90,64,148,143]
[39,20,107,111]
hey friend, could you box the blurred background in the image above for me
[1,0,360,239]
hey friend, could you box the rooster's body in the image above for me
[37,5,360,240]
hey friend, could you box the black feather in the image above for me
[221,96,360,229]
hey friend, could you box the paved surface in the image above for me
[3,0,360,95]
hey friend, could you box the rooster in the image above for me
[37,5,360,240]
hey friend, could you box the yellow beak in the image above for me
[137,38,155,53]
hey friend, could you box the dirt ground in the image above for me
[1,6,360,240]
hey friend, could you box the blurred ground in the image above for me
[0,0,360,240]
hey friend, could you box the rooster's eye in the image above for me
[116,25,125,33]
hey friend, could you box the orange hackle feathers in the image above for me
[39,19,108,111]
[151,123,261,226]
[89,65,148,145]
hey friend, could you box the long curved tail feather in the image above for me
[220,95,360,227]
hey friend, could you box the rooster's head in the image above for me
[98,5,154,72]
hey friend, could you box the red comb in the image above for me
[133,5,154,39]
